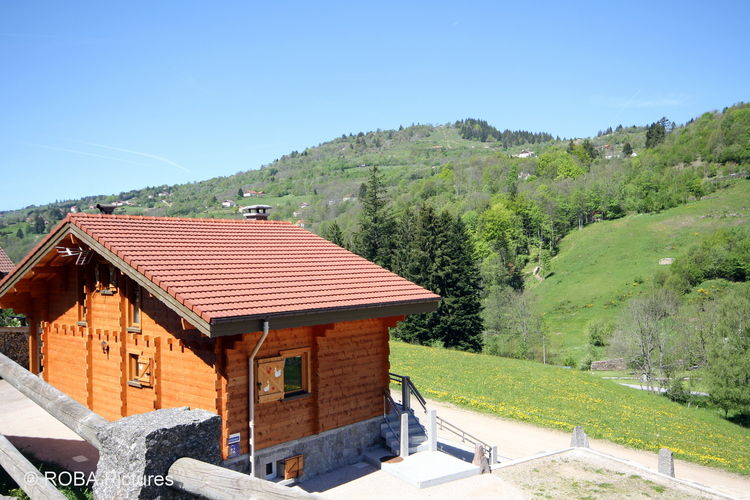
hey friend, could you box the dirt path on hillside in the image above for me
[418,393,750,499]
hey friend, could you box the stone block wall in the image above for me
[224,415,382,480]
[590,358,626,371]
[0,332,27,370]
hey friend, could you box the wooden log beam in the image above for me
[0,433,67,500]
[0,351,107,449]
[168,457,322,500]
[0,327,28,335]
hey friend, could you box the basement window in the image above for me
[128,352,153,388]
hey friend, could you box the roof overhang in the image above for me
[0,220,440,338]
[209,299,439,337]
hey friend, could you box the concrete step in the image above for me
[385,414,422,425]
[386,436,428,455]
[380,422,424,436]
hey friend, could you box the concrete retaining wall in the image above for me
[224,416,382,481]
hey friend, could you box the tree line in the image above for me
[456,118,554,147]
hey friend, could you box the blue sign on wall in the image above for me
[228,432,241,458]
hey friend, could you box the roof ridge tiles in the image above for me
[69,212,293,226]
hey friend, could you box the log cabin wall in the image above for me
[221,316,399,458]
[39,263,220,424]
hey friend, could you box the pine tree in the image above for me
[432,212,484,351]
[34,216,45,234]
[622,142,633,157]
[353,166,395,268]
[392,206,484,351]
[645,121,666,148]
[16,228,23,239]
[322,220,346,248]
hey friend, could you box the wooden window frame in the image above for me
[94,263,118,295]
[280,347,311,399]
[127,351,153,388]
[76,267,88,326]
[256,347,311,404]
[127,281,142,333]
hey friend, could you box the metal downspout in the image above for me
[248,319,270,477]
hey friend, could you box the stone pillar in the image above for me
[658,448,675,477]
[399,413,409,459]
[427,409,437,452]
[570,426,589,448]
[93,407,221,499]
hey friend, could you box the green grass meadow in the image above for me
[389,340,750,475]
[528,181,750,360]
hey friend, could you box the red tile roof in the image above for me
[25,214,439,323]
[0,247,13,274]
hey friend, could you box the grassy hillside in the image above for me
[528,181,750,360]
[389,341,750,475]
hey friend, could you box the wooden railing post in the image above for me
[0,434,66,499]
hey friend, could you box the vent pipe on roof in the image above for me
[95,203,116,214]
[239,205,272,221]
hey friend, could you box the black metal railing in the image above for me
[382,389,402,453]
[389,372,427,413]
[388,372,496,464]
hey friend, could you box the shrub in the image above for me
[587,320,613,347]
[666,379,690,404]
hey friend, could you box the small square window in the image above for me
[128,352,153,388]
[256,347,310,403]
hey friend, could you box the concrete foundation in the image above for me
[222,416,383,481]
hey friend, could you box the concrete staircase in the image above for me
[381,408,427,455]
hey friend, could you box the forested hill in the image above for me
[1,103,748,269]
[0,120,561,259]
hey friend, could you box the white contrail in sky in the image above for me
[30,143,155,168]
[75,140,191,173]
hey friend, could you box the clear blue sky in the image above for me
[1,1,748,211]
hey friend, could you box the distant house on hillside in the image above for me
[513,149,535,158]
[243,190,265,198]
[295,219,307,228]
[342,194,356,202]
[221,200,236,208]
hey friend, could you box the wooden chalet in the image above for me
[0,214,440,478]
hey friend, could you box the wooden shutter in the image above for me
[284,455,304,479]
[256,356,284,403]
